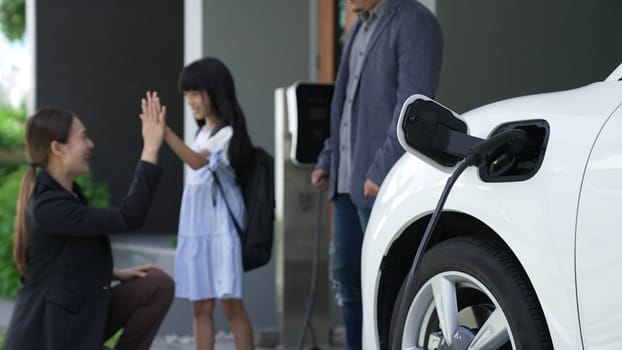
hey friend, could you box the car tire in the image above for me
[388,236,552,350]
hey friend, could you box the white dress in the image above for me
[174,126,246,300]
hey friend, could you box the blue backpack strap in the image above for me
[194,122,229,139]
[210,170,243,237]
[209,122,229,138]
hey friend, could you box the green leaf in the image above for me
[0,0,25,42]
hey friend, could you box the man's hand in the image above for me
[311,168,329,192]
[364,178,379,197]
[113,264,162,281]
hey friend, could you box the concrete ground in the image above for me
[0,232,341,350]
[1,297,267,350]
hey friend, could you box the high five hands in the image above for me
[139,91,167,164]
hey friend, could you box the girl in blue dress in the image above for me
[163,57,255,350]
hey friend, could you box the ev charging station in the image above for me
[274,83,337,348]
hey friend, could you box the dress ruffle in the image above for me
[174,233,242,300]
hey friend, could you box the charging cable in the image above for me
[297,191,324,350]
[390,129,527,350]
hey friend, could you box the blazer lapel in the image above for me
[332,20,362,124]
[359,0,400,72]
[338,20,362,84]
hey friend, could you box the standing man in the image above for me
[310,0,443,348]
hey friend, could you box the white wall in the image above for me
[202,0,313,154]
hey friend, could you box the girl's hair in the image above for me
[178,57,255,176]
[14,108,74,276]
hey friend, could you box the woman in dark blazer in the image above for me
[2,92,174,350]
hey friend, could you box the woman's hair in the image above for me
[13,108,74,276]
[177,57,255,175]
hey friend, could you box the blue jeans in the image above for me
[330,194,372,350]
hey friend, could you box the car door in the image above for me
[576,99,622,349]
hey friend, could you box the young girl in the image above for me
[164,57,255,350]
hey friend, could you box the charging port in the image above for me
[479,120,549,182]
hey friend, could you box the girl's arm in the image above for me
[164,126,209,169]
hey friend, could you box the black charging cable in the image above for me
[297,191,323,350]
[390,128,527,350]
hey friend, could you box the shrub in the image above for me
[0,104,26,148]
[0,0,25,42]
[0,167,109,298]
[0,166,24,297]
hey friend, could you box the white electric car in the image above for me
[362,63,622,350]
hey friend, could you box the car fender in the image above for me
[363,81,622,349]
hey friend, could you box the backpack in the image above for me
[212,147,275,272]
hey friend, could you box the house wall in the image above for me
[36,0,184,233]
[436,0,622,113]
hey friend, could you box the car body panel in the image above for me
[577,101,622,349]
[605,62,622,81]
[362,81,622,349]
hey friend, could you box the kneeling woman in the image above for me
[3,93,174,350]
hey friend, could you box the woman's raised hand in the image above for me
[139,91,167,164]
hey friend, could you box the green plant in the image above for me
[0,166,25,297]
[0,103,26,148]
[0,167,110,298]
[0,0,25,42]
[76,174,110,209]
[104,329,123,347]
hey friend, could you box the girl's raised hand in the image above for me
[139,91,167,163]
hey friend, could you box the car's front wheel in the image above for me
[389,237,552,350]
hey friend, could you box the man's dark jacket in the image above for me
[316,0,443,208]
[2,161,161,350]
